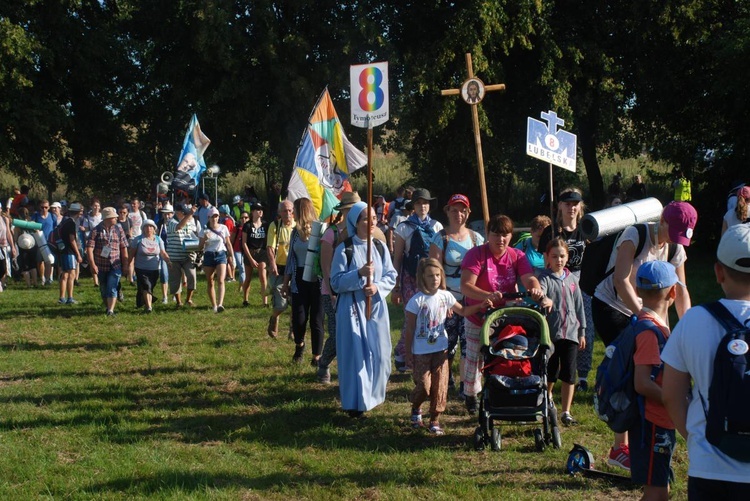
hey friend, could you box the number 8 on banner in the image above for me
[350,62,389,129]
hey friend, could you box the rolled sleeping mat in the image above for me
[12,219,43,231]
[33,230,55,265]
[302,221,327,282]
[182,238,201,251]
[580,197,663,240]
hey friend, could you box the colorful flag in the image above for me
[172,114,211,196]
[287,89,367,219]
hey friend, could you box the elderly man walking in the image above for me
[166,204,199,308]
[87,206,129,316]
[266,200,295,338]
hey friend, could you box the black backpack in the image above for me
[594,316,666,433]
[698,301,750,462]
[48,218,68,252]
[343,236,386,268]
[579,224,675,296]
[402,221,435,277]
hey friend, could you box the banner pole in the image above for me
[366,120,374,320]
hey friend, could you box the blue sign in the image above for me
[526,110,577,172]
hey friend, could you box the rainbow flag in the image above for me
[287,89,366,219]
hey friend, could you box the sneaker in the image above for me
[410,410,423,429]
[74,280,80,286]
[212,306,218,313]
[217,305,225,313]
[394,358,408,373]
[428,422,445,436]
[162,297,168,304]
[144,308,153,314]
[561,411,578,426]
[106,310,115,317]
[317,365,331,384]
[577,379,589,392]
[465,396,478,415]
[58,298,66,304]
[608,444,631,471]
[66,298,77,305]
[242,300,249,307]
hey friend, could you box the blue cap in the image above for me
[636,261,684,290]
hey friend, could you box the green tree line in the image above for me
[1,0,747,221]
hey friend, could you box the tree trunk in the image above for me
[577,118,605,210]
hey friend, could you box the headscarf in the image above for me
[346,202,368,237]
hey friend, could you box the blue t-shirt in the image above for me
[430,230,484,299]
[32,212,56,241]
[515,237,545,273]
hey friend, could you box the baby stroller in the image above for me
[473,295,561,452]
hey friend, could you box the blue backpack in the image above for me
[594,316,666,433]
[699,301,750,462]
[402,221,434,277]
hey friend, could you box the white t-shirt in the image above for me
[405,290,456,355]
[395,219,443,256]
[723,208,745,229]
[129,210,144,238]
[200,225,229,253]
[594,223,686,316]
[661,299,750,483]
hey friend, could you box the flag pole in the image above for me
[365,116,374,320]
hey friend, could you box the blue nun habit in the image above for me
[330,202,398,412]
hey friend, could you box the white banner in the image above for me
[350,61,389,128]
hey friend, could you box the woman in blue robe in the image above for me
[331,202,398,417]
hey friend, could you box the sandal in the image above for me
[410,410,423,429]
[428,422,444,436]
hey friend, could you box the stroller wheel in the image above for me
[534,428,545,452]
[491,426,502,452]
[474,426,485,451]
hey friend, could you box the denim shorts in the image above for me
[203,250,227,267]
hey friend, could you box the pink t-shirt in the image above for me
[461,245,533,326]
[320,226,338,296]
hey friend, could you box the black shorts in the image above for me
[547,339,578,384]
[244,247,267,266]
[591,296,630,346]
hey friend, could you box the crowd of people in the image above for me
[2,177,750,499]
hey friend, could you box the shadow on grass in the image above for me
[80,465,433,497]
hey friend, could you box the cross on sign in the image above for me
[440,53,506,227]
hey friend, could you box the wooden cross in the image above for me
[441,53,506,227]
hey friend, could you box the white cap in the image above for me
[718,224,750,273]
[50,202,62,209]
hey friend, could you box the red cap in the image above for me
[446,194,470,208]
[662,201,698,246]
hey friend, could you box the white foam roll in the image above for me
[302,221,328,281]
[581,197,663,240]
[33,230,55,265]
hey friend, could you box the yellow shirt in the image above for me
[267,219,295,266]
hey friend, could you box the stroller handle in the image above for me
[500,291,531,300]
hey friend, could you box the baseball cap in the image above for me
[662,201,698,246]
[50,202,62,209]
[173,203,186,213]
[446,194,470,209]
[717,224,750,273]
[739,186,750,200]
[232,195,242,204]
[198,192,210,201]
[250,202,264,211]
[208,207,220,218]
[636,261,684,290]
[219,204,230,214]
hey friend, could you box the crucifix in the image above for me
[441,53,506,227]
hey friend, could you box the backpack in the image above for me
[343,236,386,268]
[402,221,435,277]
[438,228,479,278]
[387,198,407,226]
[594,316,666,433]
[698,301,750,462]
[579,224,676,296]
[48,218,67,251]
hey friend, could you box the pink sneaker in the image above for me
[608,443,631,471]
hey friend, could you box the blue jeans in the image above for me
[98,269,122,299]
[233,251,245,282]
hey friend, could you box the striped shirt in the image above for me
[166,217,197,261]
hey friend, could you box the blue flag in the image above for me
[172,114,211,196]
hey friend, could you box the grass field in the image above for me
[0,245,720,500]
